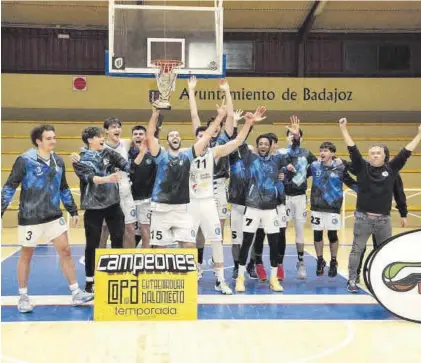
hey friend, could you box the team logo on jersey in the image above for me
[215,227,221,235]
[146,159,152,165]
[59,217,66,226]
[130,209,136,217]
[35,166,43,176]
[332,218,338,225]
[382,171,389,177]
[103,158,109,166]
[179,160,184,166]
[274,219,280,227]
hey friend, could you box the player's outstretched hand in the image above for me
[188,75,197,90]
[219,78,230,91]
[339,117,347,128]
[286,115,300,137]
[234,110,244,122]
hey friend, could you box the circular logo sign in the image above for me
[364,229,421,323]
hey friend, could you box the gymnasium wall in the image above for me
[2,74,421,122]
[2,28,421,77]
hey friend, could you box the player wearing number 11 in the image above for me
[189,106,267,295]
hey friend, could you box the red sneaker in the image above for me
[277,265,285,281]
[255,264,267,281]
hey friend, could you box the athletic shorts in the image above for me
[134,199,152,235]
[120,192,137,225]
[243,207,280,235]
[310,211,341,231]
[277,204,287,228]
[149,204,196,246]
[18,217,68,247]
[188,198,222,242]
[215,178,229,220]
[286,194,308,223]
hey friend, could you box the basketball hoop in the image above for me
[151,59,183,110]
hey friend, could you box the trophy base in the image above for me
[152,100,171,110]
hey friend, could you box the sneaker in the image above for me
[247,263,258,279]
[235,275,246,292]
[328,260,338,277]
[232,266,239,280]
[316,258,326,276]
[197,263,203,280]
[297,261,307,280]
[347,280,359,293]
[269,276,284,292]
[85,281,95,294]
[255,264,268,281]
[17,294,34,313]
[72,289,94,306]
[277,265,285,281]
[215,280,233,295]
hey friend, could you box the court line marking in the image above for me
[1,246,21,262]
[1,294,378,306]
[289,321,354,363]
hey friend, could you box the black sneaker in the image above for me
[347,280,359,293]
[316,258,326,276]
[328,260,338,277]
[232,266,239,280]
[247,263,258,279]
[85,281,94,294]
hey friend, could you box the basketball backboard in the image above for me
[106,1,225,79]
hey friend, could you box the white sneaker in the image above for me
[215,280,233,295]
[18,294,34,313]
[72,289,94,306]
[297,261,307,280]
[197,263,203,280]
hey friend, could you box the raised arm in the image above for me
[387,125,420,171]
[188,76,201,134]
[403,125,421,152]
[338,117,355,147]
[339,118,364,173]
[219,79,234,137]
[193,101,227,156]
[146,108,161,157]
[213,106,267,159]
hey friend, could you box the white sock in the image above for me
[19,287,28,295]
[239,265,246,277]
[271,267,277,279]
[69,283,80,295]
[86,276,94,283]
[215,267,224,282]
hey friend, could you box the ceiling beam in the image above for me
[298,0,328,43]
